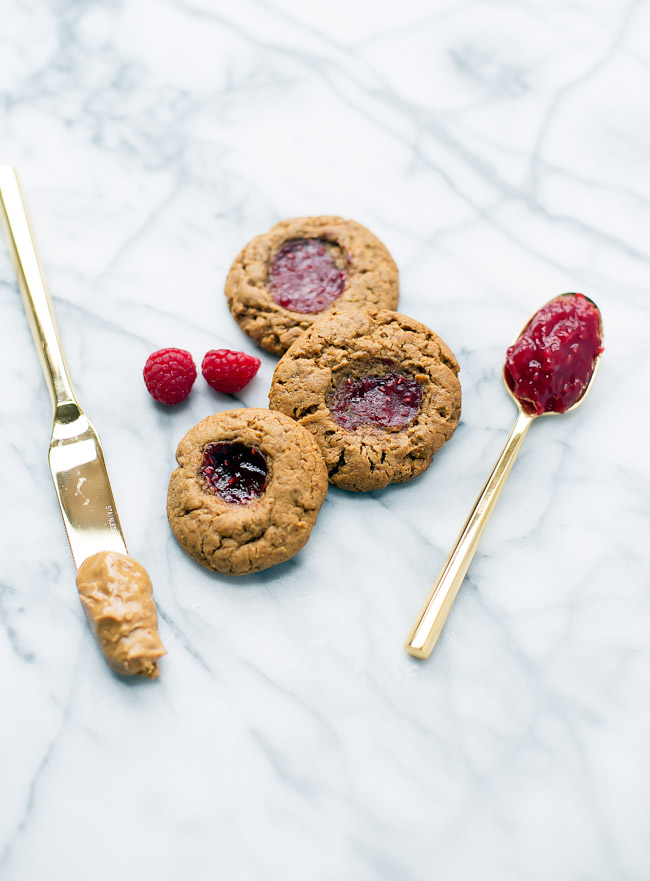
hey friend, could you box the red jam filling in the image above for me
[201,442,268,503]
[504,293,603,415]
[328,372,423,430]
[270,238,347,313]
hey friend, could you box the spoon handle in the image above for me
[405,409,534,659]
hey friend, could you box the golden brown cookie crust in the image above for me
[268,310,461,491]
[167,408,328,575]
[225,216,399,355]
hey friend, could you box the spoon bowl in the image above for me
[502,292,604,417]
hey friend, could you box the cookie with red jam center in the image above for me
[269,310,461,492]
[167,409,328,574]
[225,216,399,355]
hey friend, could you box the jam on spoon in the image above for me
[201,442,268,504]
[504,293,603,415]
[405,293,604,661]
[269,238,347,313]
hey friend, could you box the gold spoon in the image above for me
[404,294,603,660]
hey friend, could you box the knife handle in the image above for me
[0,166,79,416]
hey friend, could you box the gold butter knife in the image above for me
[1,167,166,678]
[0,165,128,566]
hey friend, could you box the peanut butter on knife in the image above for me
[76,551,166,678]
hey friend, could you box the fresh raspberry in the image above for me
[143,348,197,405]
[201,349,261,394]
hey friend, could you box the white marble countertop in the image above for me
[1,2,649,879]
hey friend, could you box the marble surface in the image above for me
[1,1,649,879]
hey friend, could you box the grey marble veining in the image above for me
[1,1,649,879]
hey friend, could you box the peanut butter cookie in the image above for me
[268,310,461,491]
[167,409,328,575]
[225,216,399,355]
